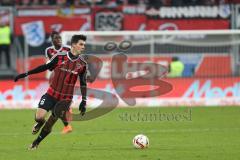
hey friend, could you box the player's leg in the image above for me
[61,107,73,134]
[29,115,58,150]
[62,121,68,126]
[32,94,55,135]
[52,99,73,134]
[32,108,47,135]
[61,122,73,134]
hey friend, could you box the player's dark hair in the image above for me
[51,31,60,40]
[71,34,87,45]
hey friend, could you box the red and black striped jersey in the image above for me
[46,52,87,100]
[45,45,70,59]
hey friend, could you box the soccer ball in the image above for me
[132,134,149,149]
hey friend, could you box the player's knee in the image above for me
[35,116,45,124]
[35,109,47,122]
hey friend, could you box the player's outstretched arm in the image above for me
[14,57,58,82]
[14,72,28,82]
[79,68,87,116]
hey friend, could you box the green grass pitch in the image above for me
[0,107,240,160]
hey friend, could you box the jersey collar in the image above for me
[67,52,87,64]
[53,45,63,52]
[67,51,80,61]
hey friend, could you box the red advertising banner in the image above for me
[14,4,231,35]
[1,77,240,108]
[1,77,240,99]
[15,15,230,35]
[14,15,91,56]
[89,78,240,99]
[161,78,240,98]
[14,15,90,36]
[146,19,230,30]
[123,17,230,30]
[123,15,146,30]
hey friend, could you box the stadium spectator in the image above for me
[162,0,171,6]
[171,0,184,6]
[105,0,118,7]
[20,0,31,5]
[46,0,57,5]
[73,0,81,6]
[203,0,216,5]
[0,0,14,6]
[85,0,104,6]
[65,0,74,5]
[146,0,162,9]
[168,57,184,78]
[32,0,40,5]
[0,22,11,69]
[56,0,66,5]
[184,0,204,5]
[224,0,240,4]
[12,0,240,6]
[128,0,139,5]
[173,0,205,6]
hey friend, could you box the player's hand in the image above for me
[79,100,86,116]
[14,73,28,82]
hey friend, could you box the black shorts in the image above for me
[38,94,72,118]
[38,93,58,112]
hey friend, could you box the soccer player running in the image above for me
[14,35,88,150]
[46,31,73,134]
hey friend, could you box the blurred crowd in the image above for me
[1,0,240,7]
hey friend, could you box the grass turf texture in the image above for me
[0,107,240,160]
